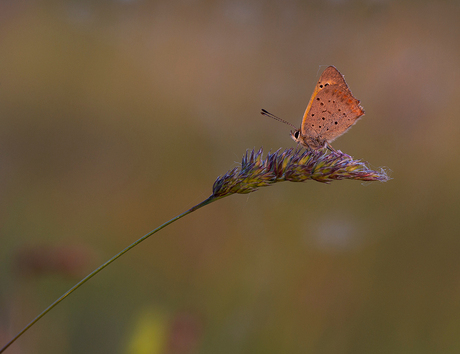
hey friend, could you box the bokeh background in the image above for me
[1,1,460,353]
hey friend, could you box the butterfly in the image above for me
[262,66,365,152]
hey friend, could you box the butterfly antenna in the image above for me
[260,109,297,129]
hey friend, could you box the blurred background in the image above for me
[1,1,460,353]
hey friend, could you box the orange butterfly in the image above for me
[262,66,364,151]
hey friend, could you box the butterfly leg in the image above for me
[326,142,338,154]
[296,140,311,151]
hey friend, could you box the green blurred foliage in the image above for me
[1,1,460,353]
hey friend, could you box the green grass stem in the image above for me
[0,195,221,353]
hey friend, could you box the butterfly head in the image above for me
[290,129,328,150]
[290,129,301,144]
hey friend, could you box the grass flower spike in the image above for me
[212,147,388,197]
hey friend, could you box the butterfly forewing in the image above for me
[300,66,364,147]
[302,66,351,121]
[301,84,364,143]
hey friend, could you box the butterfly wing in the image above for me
[301,66,350,124]
[301,67,364,145]
[301,84,365,144]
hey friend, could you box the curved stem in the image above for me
[0,195,221,353]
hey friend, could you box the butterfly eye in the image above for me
[294,131,300,139]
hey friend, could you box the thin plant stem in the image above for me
[1,147,389,353]
[0,195,221,353]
